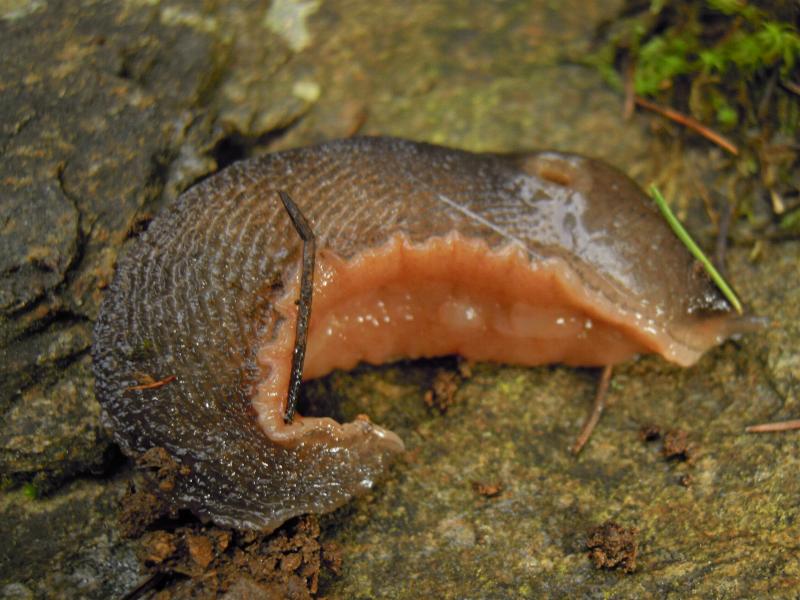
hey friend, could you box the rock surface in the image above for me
[1,0,797,598]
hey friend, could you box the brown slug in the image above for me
[93,136,747,531]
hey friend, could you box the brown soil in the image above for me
[662,429,696,463]
[117,449,341,598]
[471,481,504,498]
[639,425,697,463]
[638,424,663,442]
[585,521,639,573]
[424,369,461,414]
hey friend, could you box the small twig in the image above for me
[781,80,800,96]
[126,375,176,391]
[634,95,739,156]
[745,419,800,433]
[572,365,614,455]
[278,190,316,424]
[623,57,636,120]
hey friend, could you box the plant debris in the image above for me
[572,365,614,455]
[635,95,739,155]
[746,418,800,432]
[595,0,800,228]
[126,374,177,392]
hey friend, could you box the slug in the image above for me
[93,136,747,531]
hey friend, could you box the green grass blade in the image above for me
[649,185,743,314]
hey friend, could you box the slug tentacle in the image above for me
[93,136,745,531]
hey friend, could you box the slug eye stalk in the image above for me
[278,190,316,423]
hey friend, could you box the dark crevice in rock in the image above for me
[55,161,92,294]
[3,437,125,494]
[12,307,91,344]
[0,316,93,408]
[122,149,177,241]
[1,297,84,340]
[211,119,303,172]
[144,149,177,206]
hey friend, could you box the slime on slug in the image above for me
[93,136,753,532]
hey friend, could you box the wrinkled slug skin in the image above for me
[93,137,734,531]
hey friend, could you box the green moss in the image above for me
[780,208,800,232]
[587,0,799,220]
[635,31,698,96]
[22,482,38,500]
[652,2,797,85]
[603,1,800,126]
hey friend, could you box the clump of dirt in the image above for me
[638,423,662,442]
[132,517,339,598]
[471,480,503,499]
[585,521,639,573]
[118,484,176,539]
[118,448,186,538]
[424,370,461,414]
[117,448,341,598]
[456,359,473,378]
[138,447,192,492]
[661,429,696,463]
[639,425,698,463]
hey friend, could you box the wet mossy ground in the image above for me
[1,0,798,597]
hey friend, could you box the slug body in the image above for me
[93,137,741,531]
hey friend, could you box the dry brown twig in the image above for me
[635,95,739,156]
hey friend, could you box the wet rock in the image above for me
[0,181,78,314]
[0,0,224,488]
[0,477,141,599]
[0,356,109,491]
